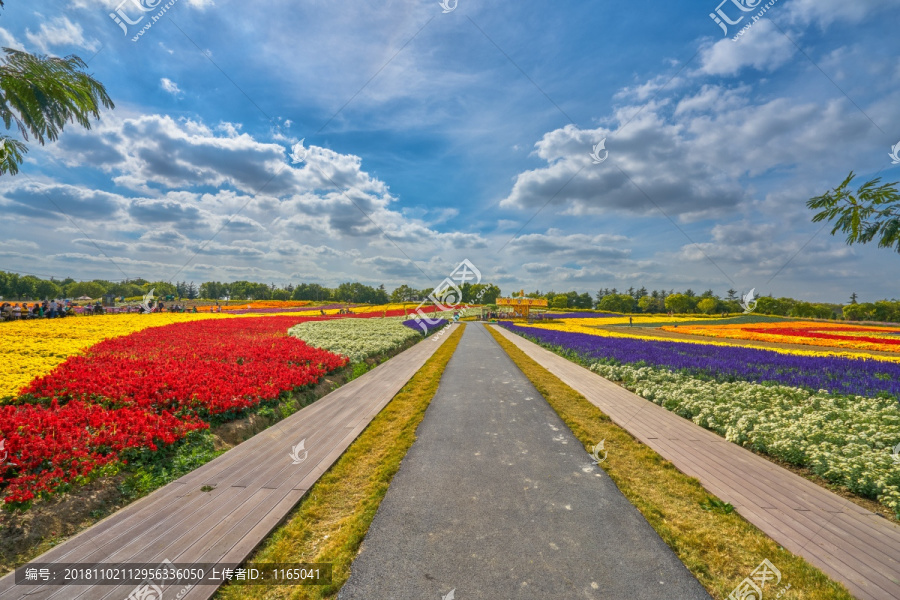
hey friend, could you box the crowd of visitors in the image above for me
[0,299,96,321]
[0,298,202,321]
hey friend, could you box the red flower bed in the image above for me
[1,316,349,506]
[0,307,440,506]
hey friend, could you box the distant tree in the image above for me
[808,172,900,253]
[665,293,695,314]
[550,295,569,309]
[143,281,176,298]
[697,297,719,314]
[574,292,594,309]
[187,281,198,300]
[391,284,415,302]
[726,288,738,302]
[598,294,635,313]
[271,288,291,300]
[66,281,107,299]
[850,292,858,304]
[755,296,792,316]
[638,295,664,313]
[33,278,61,300]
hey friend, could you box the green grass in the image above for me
[487,326,854,600]
[216,325,466,600]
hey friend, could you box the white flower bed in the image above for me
[288,318,421,363]
[590,362,900,517]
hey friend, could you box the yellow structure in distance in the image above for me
[495,297,548,319]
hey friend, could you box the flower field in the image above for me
[590,362,900,516]
[0,313,226,400]
[288,318,424,362]
[1,316,347,506]
[0,305,444,507]
[500,323,900,398]
[664,321,900,353]
[500,321,900,516]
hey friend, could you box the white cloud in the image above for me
[160,78,182,96]
[25,17,99,53]
[696,20,794,76]
[499,119,746,222]
[785,0,900,28]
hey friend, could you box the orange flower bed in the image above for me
[197,300,311,312]
[664,321,900,353]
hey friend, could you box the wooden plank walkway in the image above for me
[0,325,458,600]
[492,325,900,600]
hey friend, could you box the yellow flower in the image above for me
[0,313,228,400]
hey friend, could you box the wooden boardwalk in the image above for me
[492,325,900,600]
[0,326,458,600]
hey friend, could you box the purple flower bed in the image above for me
[402,319,449,335]
[538,312,620,319]
[500,322,900,399]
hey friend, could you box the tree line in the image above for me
[529,287,900,322]
[0,271,502,306]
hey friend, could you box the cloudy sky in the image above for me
[1,0,899,302]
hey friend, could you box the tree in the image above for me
[664,294,695,314]
[597,294,635,313]
[391,284,415,302]
[550,295,569,309]
[850,292,858,304]
[574,292,594,309]
[1,48,115,175]
[726,288,738,301]
[143,281,176,298]
[186,281,198,300]
[807,172,900,253]
[66,281,107,299]
[697,297,719,315]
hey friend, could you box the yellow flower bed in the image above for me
[664,321,900,354]
[0,313,229,400]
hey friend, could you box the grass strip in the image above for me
[216,324,465,600]
[486,325,853,600]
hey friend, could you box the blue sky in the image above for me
[0,0,898,301]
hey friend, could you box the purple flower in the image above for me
[501,323,900,399]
